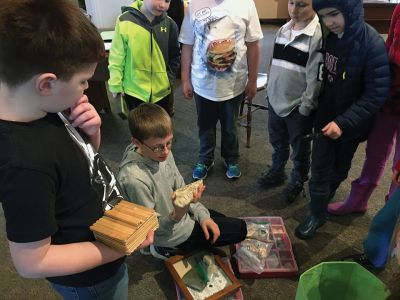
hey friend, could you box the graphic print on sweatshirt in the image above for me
[325,51,338,83]
[58,113,123,211]
[193,7,238,75]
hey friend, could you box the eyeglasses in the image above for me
[141,140,173,153]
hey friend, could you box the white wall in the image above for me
[85,0,133,29]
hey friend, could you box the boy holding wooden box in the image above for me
[0,1,152,299]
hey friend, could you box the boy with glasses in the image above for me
[117,103,247,259]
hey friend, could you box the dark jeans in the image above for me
[309,136,359,215]
[50,263,128,300]
[124,94,171,116]
[268,106,313,184]
[194,93,243,166]
[176,210,247,252]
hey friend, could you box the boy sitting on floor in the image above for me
[117,103,247,259]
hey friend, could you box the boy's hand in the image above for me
[245,80,257,103]
[137,230,154,250]
[392,169,400,185]
[170,183,206,221]
[192,183,206,202]
[69,95,101,149]
[69,95,101,137]
[322,121,342,139]
[170,192,191,221]
[200,218,220,244]
[181,80,193,100]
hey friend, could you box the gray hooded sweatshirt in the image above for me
[117,144,210,248]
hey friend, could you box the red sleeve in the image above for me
[387,4,400,64]
[395,159,400,172]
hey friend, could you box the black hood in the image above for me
[313,0,364,44]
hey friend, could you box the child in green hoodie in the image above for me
[108,0,180,116]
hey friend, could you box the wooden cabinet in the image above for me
[254,0,288,20]
[363,2,396,33]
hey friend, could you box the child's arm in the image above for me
[181,44,194,99]
[9,232,153,278]
[333,36,390,138]
[121,175,183,231]
[200,218,220,244]
[185,186,219,243]
[167,20,181,86]
[245,40,260,102]
[69,95,101,150]
[173,183,206,220]
[298,33,324,117]
[108,20,126,95]
[321,121,342,139]
[8,237,124,278]
[386,4,400,51]
[392,159,400,185]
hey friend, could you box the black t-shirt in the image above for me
[0,113,125,287]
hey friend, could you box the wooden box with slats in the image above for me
[90,200,158,254]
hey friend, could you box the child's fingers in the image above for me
[392,170,400,184]
[71,108,96,127]
[210,224,220,244]
[69,101,92,120]
[201,225,210,241]
[72,95,89,109]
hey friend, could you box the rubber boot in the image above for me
[327,179,376,215]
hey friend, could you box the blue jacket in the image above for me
[313,0,390,141]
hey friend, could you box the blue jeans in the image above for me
[268,106,313,184]
[50,263,128,300]
[194,93,243,166]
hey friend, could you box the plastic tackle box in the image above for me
[233,216,298,278]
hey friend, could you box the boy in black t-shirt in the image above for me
[0,1,152,299]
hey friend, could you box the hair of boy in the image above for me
[128,103,173,142]
[0,0,105,88]
[312,0,363,35]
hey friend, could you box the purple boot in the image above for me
[328,179,376,215]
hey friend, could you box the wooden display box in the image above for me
[165,252,241,300]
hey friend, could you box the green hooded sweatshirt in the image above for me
[108,1,180,103]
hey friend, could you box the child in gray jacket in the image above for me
[117,103,247,259]
[257,0,323,204]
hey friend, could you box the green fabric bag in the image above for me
[295,262,390,300]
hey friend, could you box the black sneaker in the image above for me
[341,253,382,271]
[257,166,286,187]
[150,245,177,260]
[281,182,305,204]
